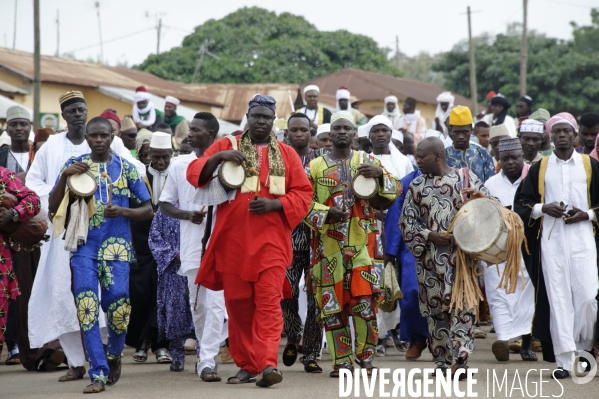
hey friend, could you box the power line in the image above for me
[63,27,155,55]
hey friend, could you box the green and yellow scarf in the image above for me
[238,131,286,196]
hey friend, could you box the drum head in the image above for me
[68,172,97,197]
[221,161,245,187]
[353,175,378,198]
[452,198,502,253]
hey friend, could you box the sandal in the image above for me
[83,381,105,394]
[155,348,172,364]
[132,349,148,363]
[282,343,298,367]
[107,357,121,386]
[227,369,257,384]
[451,362,469,381]
[256,366,283,387]
[5,354,21,365]
[303,360,323,373]
[520,349,538,361]
[330,366,353,378]
[531,338,542,352]
[200,367,222,382]
[355,359,377,377]
[58,366,87,382]
[492,340,510,362]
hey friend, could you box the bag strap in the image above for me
[226,135,238,151]
[458,167,470,202]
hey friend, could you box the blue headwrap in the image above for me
[248,94,276,112]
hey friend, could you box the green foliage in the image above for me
[136,7,400,84]
[571,8,599,53]
[400,52,446,87]
[434,15,599,117]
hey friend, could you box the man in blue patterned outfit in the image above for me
[49,117,153,394]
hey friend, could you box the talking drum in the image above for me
[218,161,246,191]
[352,174,395,210]
[451,197,508,264]
[67,171,98,198]
[0,191,48,248]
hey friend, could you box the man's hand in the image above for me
[219,150,247,164]
[0,207,13,227]
[542,202,567,218]
[357,164,383,179]
[187,210,207,225]
[563,206,589,225]
[326,206,350,223]
[249,198,282,214]
[103,205,123,219]
[429,231,452,247]
[63,162,89,177]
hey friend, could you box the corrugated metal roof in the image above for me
[0,48,222,107]
[183,83,301,123]
[0,80,27,95]
[302,68,474,109]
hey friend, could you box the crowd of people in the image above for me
[0,83,598,394]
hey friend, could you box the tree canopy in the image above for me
[433,11,599,117]
[136,7,400,84]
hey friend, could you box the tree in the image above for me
[571,8,599,54]
[136,7,400,84]
[400,52,446,87]
[434,21,599,117]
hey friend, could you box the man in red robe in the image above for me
[186,95,313,388]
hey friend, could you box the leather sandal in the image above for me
[451,361,469,381]
[107,357,121,386]
[227,369,257,384]
[256,366,283,387]
[58,366,86,382]
[520,349,538,361]
[83,381,105,394]
[154,348,172,364]
[355,359,377,377]
[200,367,222,382]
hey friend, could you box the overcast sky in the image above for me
[1,0,595,67]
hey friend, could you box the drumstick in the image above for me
[249,166,260,200]
[101,172,113,207]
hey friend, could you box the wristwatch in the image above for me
[11,209,20,222]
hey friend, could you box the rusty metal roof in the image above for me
[183,83,301,123]
[302,68,473,109]
[0,48,222,107]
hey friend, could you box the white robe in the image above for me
[531,152,599,370]
[483,171,535,341]
[27,132,146,348]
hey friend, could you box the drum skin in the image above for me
[67,172,97,198]
[352,174,395,210]
[218,161,245,190]
[452,198,508,264]
[0,191,48,247]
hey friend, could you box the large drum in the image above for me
[451,198,508,265]
[0,191,48,248]
[218,161,246,191]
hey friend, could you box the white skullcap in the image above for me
[357,125,368,138]
[436,91,455,103]
[303,85,320,95]
[489,124,510,140]
[519,119,544,135]
[392,129,403,143]
[316,123,330,136]
[165,95,180,106]
[364,115,393,137]
[150,132,173,149]
[336,88,351,100]
[423,129,444,140]
[384,95,398,104]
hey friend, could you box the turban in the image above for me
[486,91,497,99]
[449,106,473,126]
[518,95,533,107]
[165,95,180,107]
[490,95,510,109]
[121,116,136,132]
[489,124,510,140]
[59,91,85,111]
[384,95,398,105]
[330,111,355,126]
[248,94,276,112]
[392,129,404,143]
[529,108,551,123]
[546,112,578,133]
[364,115,393,137]
[100,110,121,127]
[6,105,31,122]
[150,132,173,149]
[134,90,152,103]
[519,119,544,135]
[436,91,455,104]
[336,87,351,100]
[303,85,320,95]
[135,129,153,154]
[34,128,53,143]
[316,123,330,136]
[498,137,522,154]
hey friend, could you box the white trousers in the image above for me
[185,269,228,372]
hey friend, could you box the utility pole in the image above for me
[13,0,17,48]
[95,2,104,63]
[467,6,479,115]
[56,9,60,57]
[519,0,528,96]
[395,35,400,69]
[191,42,220,83]
[157,18,162,54]
[33,0,41,131]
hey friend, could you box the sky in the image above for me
[0,0,595,67]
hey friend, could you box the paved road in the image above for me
[2,325,597,398]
